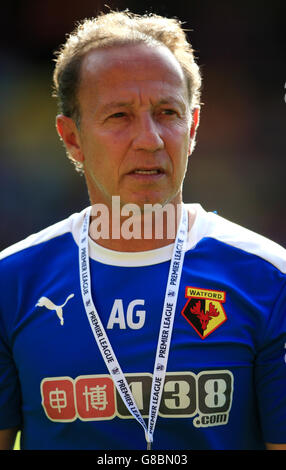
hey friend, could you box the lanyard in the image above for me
[79,204,188,449]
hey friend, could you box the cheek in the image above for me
[83,136,125,189]
[84,125,129,157]
[164,127,190,164]
[80,130,108,167]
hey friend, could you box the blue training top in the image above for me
[0,204,285,450]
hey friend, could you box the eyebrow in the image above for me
[99,96,187,114]
[99,101,133,115]
[157,97,185,107]
[157,98,187,113]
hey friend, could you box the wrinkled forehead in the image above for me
[79,43,188,97]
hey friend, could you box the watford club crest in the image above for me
[181,287,227,339]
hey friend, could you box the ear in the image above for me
[56,114,84,163]
[188,106,200,154]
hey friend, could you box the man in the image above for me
[0,10,285,450]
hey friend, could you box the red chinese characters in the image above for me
[41,375,116,421]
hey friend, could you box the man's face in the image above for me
[65,43,197,209]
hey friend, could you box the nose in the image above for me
[132,113,164,152]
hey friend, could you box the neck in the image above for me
[88,201,195,252]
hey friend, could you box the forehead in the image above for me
[78,43,188,106]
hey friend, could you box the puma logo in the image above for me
[36,294,75,325]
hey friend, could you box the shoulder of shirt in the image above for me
[189,204,286,275]
[0,207,88,262]
[1,203,285,274]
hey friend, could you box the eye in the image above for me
[109,112,127,119]
[161,108,178,116]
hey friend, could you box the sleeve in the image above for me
[255,281,286,444]
[0,313,22,430]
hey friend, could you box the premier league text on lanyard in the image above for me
[79,204,188,449]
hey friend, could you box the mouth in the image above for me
[126,169,165,182]
[132,169,162,175]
